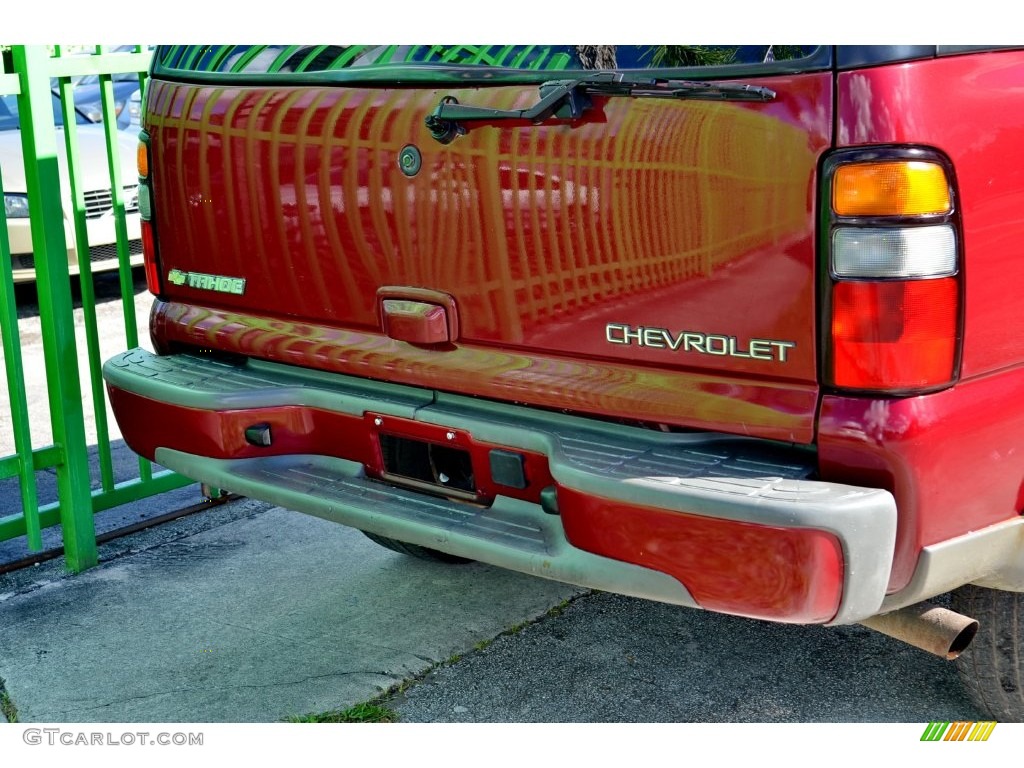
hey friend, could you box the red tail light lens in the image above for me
[831,278,958,390]
[142,220,160,295]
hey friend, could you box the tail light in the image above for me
[137,131,162,297]
[823,149,962,393]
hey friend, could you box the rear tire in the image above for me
[950,584,1024,721]
[361,531,473,564]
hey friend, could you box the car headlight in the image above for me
[79,103,103,122]
[125,185,140,212]
[3,194,29,218]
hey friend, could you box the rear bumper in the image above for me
[103,348,898,625]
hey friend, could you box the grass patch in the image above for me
[0,679,19,723]
[288,592,588,723]
[286,702,398,723]
[545,598,573,618]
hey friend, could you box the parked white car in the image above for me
[1,91,142,284]
[125,88,142,130]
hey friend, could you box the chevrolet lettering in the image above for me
[605,323,796,362]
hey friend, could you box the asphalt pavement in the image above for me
[384,591,985,723]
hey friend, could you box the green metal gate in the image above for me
[0,45,192,572]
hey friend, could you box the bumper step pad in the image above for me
[234,453,549,554]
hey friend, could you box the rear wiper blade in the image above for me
[579,71,777,101]
[425,72,776,144]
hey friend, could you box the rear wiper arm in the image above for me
[425,79,590,144]
[580,71,777,101]
[424,72,776,144]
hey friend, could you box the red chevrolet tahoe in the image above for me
[103,45,1024,720]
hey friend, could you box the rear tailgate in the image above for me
[145,49,832,443]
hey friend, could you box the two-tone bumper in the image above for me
[103,348,898,625]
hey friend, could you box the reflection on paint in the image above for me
[145,74,830,440]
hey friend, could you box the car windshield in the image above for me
[0,92,94,132]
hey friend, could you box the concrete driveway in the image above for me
[0,499,580,722]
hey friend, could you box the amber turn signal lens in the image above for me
[833,161,950,217]
[137,141,148,179]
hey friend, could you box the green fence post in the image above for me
[0,163,43,550]
[13,45,97,571]
[52,53,117,495]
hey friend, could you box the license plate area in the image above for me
[367,414,482,503]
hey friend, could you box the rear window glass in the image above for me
[154,45,822,77]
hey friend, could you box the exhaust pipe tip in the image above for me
[946,617,979,659]
[860,603,979,660]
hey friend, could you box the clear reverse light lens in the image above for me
[137,184,151,219]
[3,194,29,218]
[833,225,957,279]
